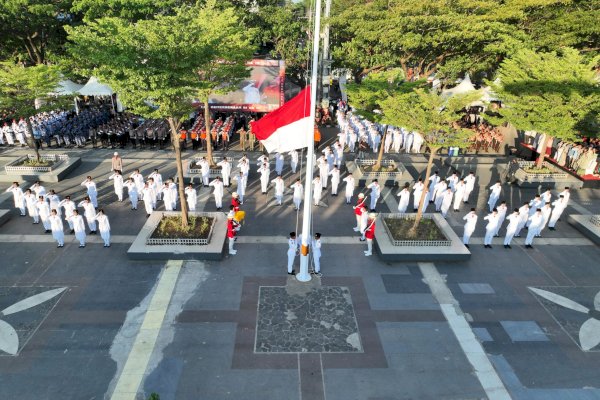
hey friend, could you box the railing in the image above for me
[381,213,451,247]
[355,159,405,176]
[4,154,69,173]
[188,156,238,176]
[590,215,600,227]
[146,212,218,245]
[516,161,569,181]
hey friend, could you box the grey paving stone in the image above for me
[473,327,494,342]
[501,321,549,342]
[458,283,495,294]
[380,274,429,294]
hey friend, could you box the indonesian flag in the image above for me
[250,87,312,153]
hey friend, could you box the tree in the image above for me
[66,0,256,227]
[489,48,600,168]
[345,69,418,170]
[0,0,74,65]
[0,62,68,161]
[380,88,480,235]
[330,0,565,84]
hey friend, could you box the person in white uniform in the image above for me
[367,179,380,211]
[94,209,111,247]
[45,190,61,217]
[446,173,459,192]
[483,209,499,248]
[463,172,476,203]
[109,170,124,202]
[462,208,478,247]
[6,182,26,216]
[453,180,466,212]
[525,209,543,248]
[428,172,440,202]
[515,202,529,237]
[130,170,145,199]
[160,183,173,211]
[141,183,156,217]
[48,209,65,248]
[538,203,552,237]
[329,166,340,196]
[503,209,521,248]
[487,181,502,212]
[198,157,210,187]
[311,232,322,276]
[124,178,138,210]
[274,153,284,176]
[30,181,46,198]
[81,176,98,208]
[271,175,285,206]
[78,197,97,233]
[412,178,424,211]
[289,150,299,174]
[148,169,163,200]
[216,157,232,187]
[67,210,86,247]
[59,196,76,232]
[209,177,224,210]
[36,196,51,233]
[440,188,454,218]
[312,176,322,206]
[397,183,410,213]
[233,171,247,203]
[548,195,568,230]
[495,201,508,236]
[317,155,329,189]
[343,175,355,204]
[257,163,270,194]
[290,178,303,210]
[185,184,197,211]
[287,232,299,275]
[433,180,448,211]
[24,189,39,224]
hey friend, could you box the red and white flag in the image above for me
[250,87,312,153]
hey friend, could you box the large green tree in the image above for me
[0,0,74,64]
[380,88,480,233]
[66,0,256,227]
[489,47,600,167]
[0,62,68,160]
[330,0,565,84]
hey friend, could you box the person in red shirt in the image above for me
[231,192,245,224]
[227,215,238,255]
[364,213,377,256]
[353,193,366,232]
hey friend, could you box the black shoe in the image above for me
[549,227,555,231]
[45,229,50,233]
[464,201,469,204]
[515,234,520,237]
[413,208,418,212]
[525,244,533,249]
[288,270,296,275]
[494,234,499,237]
[70,229,74,234]
[359,238,366,242]
[464,244,469,248]
[506,245,511,249]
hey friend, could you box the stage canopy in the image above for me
[77,76,114,96]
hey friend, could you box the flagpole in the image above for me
[297,0,322,283]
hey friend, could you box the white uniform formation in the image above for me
[337,111,424,154]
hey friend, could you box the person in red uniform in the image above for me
[364,213,377,256]
[353,193,366,232]
[231,192,245,224]
[227,214,238,255]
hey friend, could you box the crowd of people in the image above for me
[526,132,600,176]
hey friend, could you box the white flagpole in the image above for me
[296,0,322,283]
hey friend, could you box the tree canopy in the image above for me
[489,47,600,143]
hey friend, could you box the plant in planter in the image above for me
[380,87,480,238]
[66,0,256,228]
[0,62,71,162]
[488,48,599,169]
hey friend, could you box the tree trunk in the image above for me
[535,134,551,169]
[409,146,437,237]
[25,119,40,162]
[204,101,215,166]
[373,125,387,171]
[167,117,189,228]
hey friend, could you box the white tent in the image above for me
[442,74,476,97]
[77,76,114,96]
[54,79,84,95]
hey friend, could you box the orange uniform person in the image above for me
[314,126,321,149]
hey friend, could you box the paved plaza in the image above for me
[1,135,600,400]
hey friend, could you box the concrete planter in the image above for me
[127,211,227,260]
[375,213,470,262]
[508,161,581,188]
[568,214,600,245]
[347,159,405,187]
[1,154,81,183]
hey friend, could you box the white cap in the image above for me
[368,213,378,218]
[232,192,238,197]
[114,152,118,156]
[358,193,365,198]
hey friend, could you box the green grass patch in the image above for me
[384,217,447,241]
[151,215,214,239]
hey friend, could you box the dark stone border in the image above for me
[127,211,226,260]
[375,213,471,262]
[0,209,10,227]
[567,214,600,245]
[0,156,81,183]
